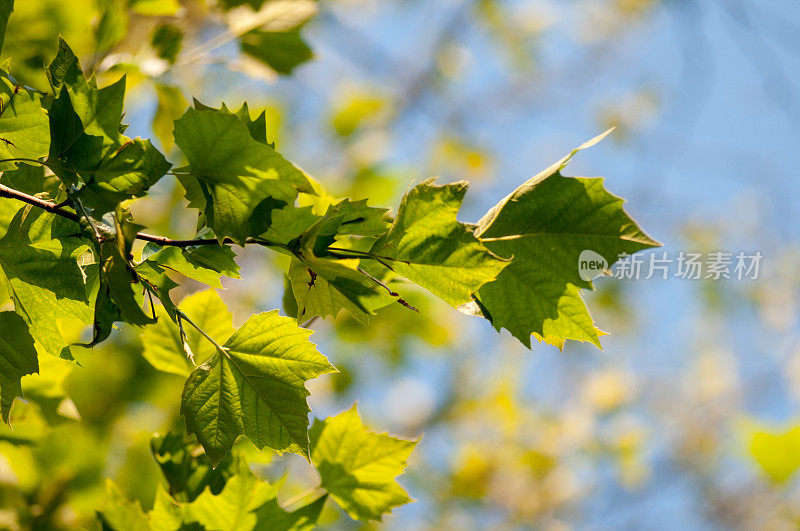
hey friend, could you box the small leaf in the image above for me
[181,310,335,465]
[183,468,281,530]
[750,425,800,484]
[240,28,313,75]
[309,404,418,522]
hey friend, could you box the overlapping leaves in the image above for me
[0,25,661,526]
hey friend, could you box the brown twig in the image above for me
[0,182,284,249]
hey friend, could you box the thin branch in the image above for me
[0,183,79,222]
[0,182,290,250]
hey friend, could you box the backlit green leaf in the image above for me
[309,404,418,522]
[0,206,94,359]
[181,310,335,465]
[141,290,235,377]
[0,70,50,171]
[468,133,659,348]
[371,179,507,307]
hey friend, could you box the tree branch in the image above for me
[0,182,284,249]
[0,182,79,222]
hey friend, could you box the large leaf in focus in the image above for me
[467,132,659,348]
[0,206,94,359]
[0,70,50,171]
[309,404,418,522]
[181,310,335,465]
[370,179,507,307]
[0,311,37,424]
[173,106,313,244]
[142,290,235,377]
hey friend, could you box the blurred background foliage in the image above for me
[1,0,800,528]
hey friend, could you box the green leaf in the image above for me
[0,70,50,171]
[0,206,94,359]
[87,138,172,203]
[260,205,320,246]
[151,23,183,64]
[309,404,418,522]
[143,243,240,289]
[0,0,12,55]
[87,209,155,345]
[288,257,392,325]
[0,161,51,196]
[240,28,313,75]
[0,311,37,424]
[95,0,128,54]
[98,480,151,531]
[253,494,328,531]
[181,310,335,465]
[173,106,313,244]
[183,468,281,530]
[150,429,238,503]
[142,290,235,377]
[467,132,660,348]
[148,485,184,531]
[46,38,170,211]
[324,198,390,238]
[288,216,395,324]
[370,178,507,307]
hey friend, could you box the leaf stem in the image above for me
[176,309,229,354]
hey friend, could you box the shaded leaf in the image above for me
[240,28,313,75]
[173,106,312,244]
[0,311,37,424]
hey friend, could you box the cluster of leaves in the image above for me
[0,3,657,527]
